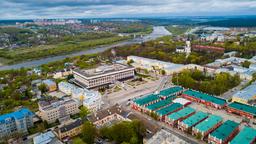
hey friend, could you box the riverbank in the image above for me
[0,26,171,71]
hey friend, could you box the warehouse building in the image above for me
[145,98,173,113]
[182,90,227,109]
[166,107,196,127]
[232,82,256,104]
[178,111,208,132]
[208,120,239,144]
[73,63,135,88]
[155,103,183,122]
[229,126,256,144]
[227,102,256,119]
[131,86,183,112]
[192,115,223,139]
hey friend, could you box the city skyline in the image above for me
[1,0,256,19]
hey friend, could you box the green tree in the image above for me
[81,121,97,144]
[242,60,251,68]
[38,84,48,93]
[80,106,90,119]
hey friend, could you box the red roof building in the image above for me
[192,45,225,53]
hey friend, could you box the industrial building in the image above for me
[192,115,223,139]
[145,98,172,112]
[73,63,135,88]
[227,102,256,119]
[232,82,256,104]
[166,107,196,127]
[208,120,239,144]
[0,108,34,138]
[229,126,256,144]
[178,111,208,132]
[182,90,227,109]
[155,103,183,122]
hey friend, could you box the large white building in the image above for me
[127,56,213,75]
[176,41,191,56]
[38,98,80,124]
[232,82,256,104]
[73,63,135,88]
[58,82,102,111]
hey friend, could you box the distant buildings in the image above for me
[54,119,83,140]
[0,108,34,138]
[176,41,191,56]
[73,63,135,88]
[192,45,225,53]
[42,79,57,92]
[38,98,79,124]
[232,82,256,104]
[58,82,102,111]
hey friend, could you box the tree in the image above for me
[80,106,90,119]
[81,121,97,144]
[38,84,48,93]
[242,60,251,68]
[160,69,166,75]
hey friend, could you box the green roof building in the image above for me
[179,111,208,130]
[193,115,223,137]
[209,120,239,144]
[134,94,159,106]
[182,90,227,108]
[167,107,195,123]
[229,126,256,144]
[146,98,172,111]
[159,86,183,98]
[228,102,256,118]
[156,103,183,117]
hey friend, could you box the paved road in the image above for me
[0,26,171,71]
[221,80,249,100]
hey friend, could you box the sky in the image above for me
[0,0,256,19]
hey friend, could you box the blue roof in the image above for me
[0,108,33,123]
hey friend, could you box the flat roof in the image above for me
[181,111,208,128]
[233,83,256,100]
[183,90,227,106]
[228,102,256,116]
[168,107,195,121]
[134,94,159,106]
[74,63,134,77]
[146,98,172,111]
[156,103,183,117]
[230,126,256,144]
[193,115,223,133]
[210,120,239,141]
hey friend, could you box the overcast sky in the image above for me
[1,0,256,19]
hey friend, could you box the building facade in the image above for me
[73,64,135,88]
[0,108,34,138]
[54,119,83,140]
[38,98,80,124]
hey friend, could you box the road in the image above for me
[0,26,171,71]
[221,80,249,100]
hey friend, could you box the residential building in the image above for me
[178,111,208,132]
[54,119,83,140]
[0,108,34,138]
[42,79,57,92]
[182,90,227,109]
[176,41,191,56]
[208,120,239,144]
[73,63,135,88]
[232,82,256,104]
[227,102,256,119]
[192,115,223,139]
[58,82,102,111]
[38,98,79,124]
[229,126,256,144]
[87,104,130,128]
[33,131,63,144]
[192,45,225,53]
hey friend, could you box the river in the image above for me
[0,26,171,70]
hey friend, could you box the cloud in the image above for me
[0,0,255,19]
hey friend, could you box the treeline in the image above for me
[172,69,241,95]
[80,120,145,144]
[103,36,222,65]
